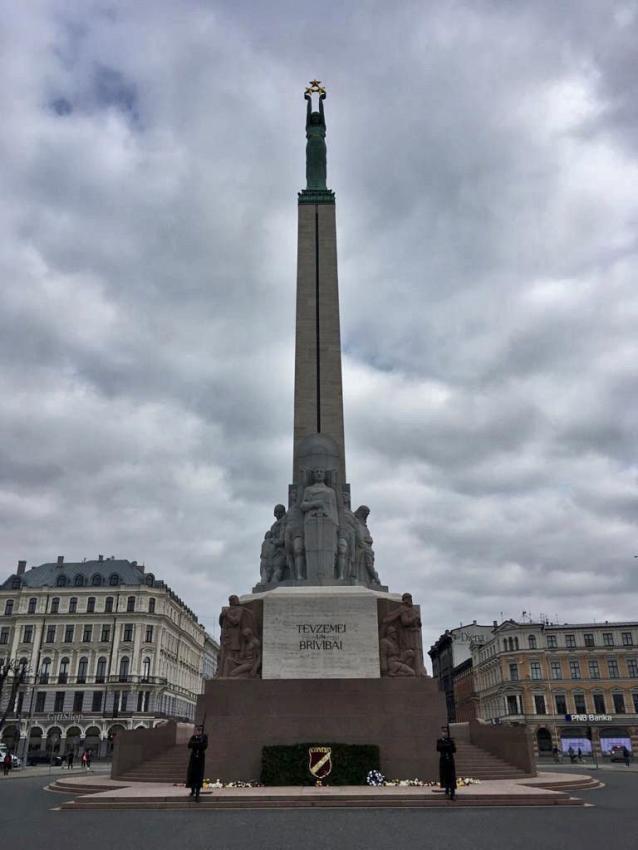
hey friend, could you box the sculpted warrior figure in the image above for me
[304,89,327,190]
[353,505,381,585]
[259,532,275,584]
[381,593,426,676]
[337,492,357,580]
[284,500,305,581]
[380,625,416,677]
[259,504,288,584]
[217,595,258,677]
[229,627,261,678]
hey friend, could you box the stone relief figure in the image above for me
[337,492,357,580]
[353,506,381,585]
[284,501,306,581]
[229,627,261,678]
[380,625,416,677]
[259,532,275,584]
[217,595,260,678]
[380,593,427,677]
[300,468,339,581]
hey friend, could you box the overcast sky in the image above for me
[2,1,637,653]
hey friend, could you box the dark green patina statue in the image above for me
[299,80,335,204]
[305,90,327,190]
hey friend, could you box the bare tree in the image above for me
[0,658,28,734]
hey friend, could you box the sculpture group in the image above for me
[258,469,381,588]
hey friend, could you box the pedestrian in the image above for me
[552,746,560,763]
[86,748,92,769]
[568,746,575,764]
[577,747,582,763]
[2,752,11,776]
[622,746,631,767]
[436,726,457,801]
[81,750,89,769]
[66,750,74,770]
[186,724,208,802]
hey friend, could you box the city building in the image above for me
[428,622,494,721]
[0,556,218,759]
[473,620,638,757]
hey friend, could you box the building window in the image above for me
[87,597,96,613]
[51,598,59,614]
[28,598,37,614]
[105,597,114,613]
[91,691,103,712]
[584,633,595,647]
[45,626,55,643]
[100,626,111,643]
[35,692,46,713]
[608,659,620,678]
[123,624,134,642]
[0,627,9,645]
[77,657,88,683]
[96,657,107,683]
[127,596,135,613]
[550,661,562,679]
[109,574,120,587]
[588,660,600,679]
[547,635,557,649]
[528,635,537,649]
[143,691,150,712]
[574,694,586,713]
[569,660,581,680]
[56,575,67,587]
[91,574,102,587]
[119,656,130,682]
[54,692,65,712]
[73,691,84,712]
[142,657,151,681]
[40,658,51,684]
[603,632,614,647]
[565,635,576,648]
[509,663,519,681]
[612,693,626,714]
[74,574,84,587]
[593,693,606,713]
[534,694,546,714]
[64,625,74,643]
[137,691,144,712]
[530,662,542,680]
[145,625,153,643]
[121,691,129,712]
[69,597,78,614]
[58,657,69,684]
[627,659,638,678]
[506,695,520,715]
[82,625,92,643]
[149,598,156,614]
[555,694,567,714]
[22,625,34,643]
[633,694,638,714]
[622,632,634,647]
[4,600,14,616]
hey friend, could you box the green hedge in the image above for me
[261,743,380,786]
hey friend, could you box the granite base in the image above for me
[196,677,447,782]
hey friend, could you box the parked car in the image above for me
[26,753,57,766]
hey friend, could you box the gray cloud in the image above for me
[1,0,637,649]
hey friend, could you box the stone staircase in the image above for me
[119,745,190,783]
[453,740,530,780]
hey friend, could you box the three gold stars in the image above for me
[305,79,327,95]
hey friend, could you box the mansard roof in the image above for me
[0,558,153,590]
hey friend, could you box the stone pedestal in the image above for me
[197,677,447,782]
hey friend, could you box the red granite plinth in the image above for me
[196,677,447,782]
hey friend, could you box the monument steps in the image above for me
[59,791,585,810]
[452,741,530,780]
[119,745,189,783]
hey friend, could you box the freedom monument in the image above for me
[198,82,447,780]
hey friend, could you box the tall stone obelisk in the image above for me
[293,83,345,486]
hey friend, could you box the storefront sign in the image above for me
[565,714,613,722]
[46,713,82,723]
